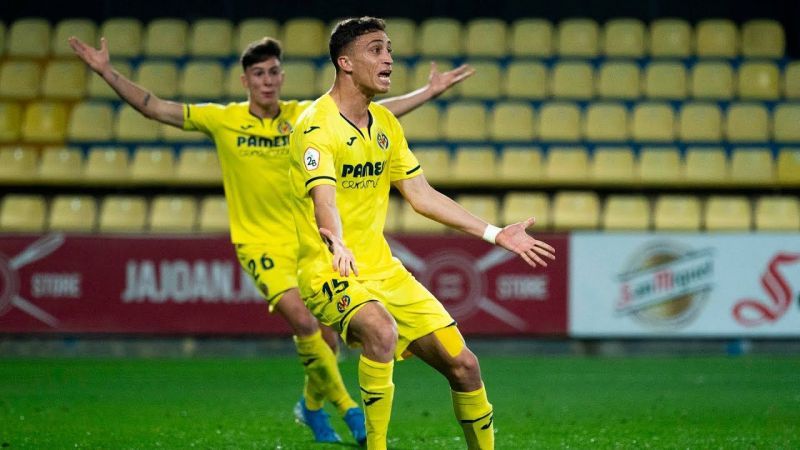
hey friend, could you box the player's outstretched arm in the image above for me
[377,62,474,117]
[68,36,184,128]
[310,184,359,277]
[393,175,555,269]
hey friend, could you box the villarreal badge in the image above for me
[376,131,389,150]
[336,295,351,313]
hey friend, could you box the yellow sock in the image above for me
[452,385,494,450]
[358,355,394,450]
[293,330,356,412]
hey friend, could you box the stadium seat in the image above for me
[411,59,455,99]
[235,19,280,54]
[456,194,500,226]
[99,18,143,58]
[189,19,233,57]
[0,194,46,232]
[638,147,682,185]
[741,19,785,58]
[591,146,636,184]
[282,18,326,57]
[114,105,160,142]
[130,146,175,184]
[223,64,245,100]
[313,64,335,97]
[67,101,114,142]
[0,60,41,100]
[41,60,87,101]
[602,195,650,231]
[48,195,97,232]
[134,60,179,99]
[143,18,188,57]
[538,102,581,142]
[161,121,207,143]
[690,61,734,100]
[653,195,701,231]
[502,191,550,228]
[503,61,548,100]
[556,18,599,57]
[0,102,22,143]
[399,200,447,234]
[0,22,5,56]
[384,195,402,234]
[458,61,502,99]
[464,18,507,57]
[179,61,225,100]
[754,196,800,231]
[684,147,728,185]
[631,103,675,142]
[550,61,594,100]
[279,61,317,100]
[784,62,800,100]
[175,147,221,184]
[418,18,462,57]
[678,102,722,142]
[498,146,544,184]
[649,18,691,58]
[198,195,229,233]
[729,148,774,185]
[87,61,132,100]
[777,148,800,186]
[725,103,769,143]
[596,62,640,100]
[643,62,687,99]
[773,104,800,143]
[696,19,739,58]
[98,195,147,233]
[442,101,487,141]
[452,147,496,183]
[737,62,780,100]
[602,18,646,58]
[383,18,416,58]
[584,103,628,142]
[52,19,97,57]
[489,102,535,142]
[704,196,752,231]
[509,18,553,57]
[83,146,130,183]
[552,190,600,230]
[545,146,589,184]
[0,146,38,183]
[149,195,197,232]
[7,18,51,58]
[413,147,450,185]
[399,104,440,141]
[38,146,83,183]
[21,101,68,143]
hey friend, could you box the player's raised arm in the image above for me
[393,174,556,269]
[377,62,474,117]
[68,37,184,128]
[309,184,359,277]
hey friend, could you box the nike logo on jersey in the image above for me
[302,358,317,367]
[240,124,254,130]
[303,126,320,134]
[346,136,357,146]
[363,397,382,406]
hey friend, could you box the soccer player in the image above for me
[68,35,473,445]
[288,17,556,450]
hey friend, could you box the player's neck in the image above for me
[330,78,373,128]
[248,100,280,120]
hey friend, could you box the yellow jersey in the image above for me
[289,94,422,297]
[183,100,310,244]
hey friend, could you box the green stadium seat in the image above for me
[741,19,785,58]
[143,18,188,57]
[678,102,722,143]
[556,18,599,57]
[649,18,691,58]
[7,18,51,58]
[464,18,507,57]
[690,61,734,100]
[602,18,646,58]
[189,19,233,57]
[509,18,553,57]
[696,19,739,58]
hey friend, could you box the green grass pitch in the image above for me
[1,354,799,449]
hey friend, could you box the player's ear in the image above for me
[240,72,248,89]
[337,55,353,74]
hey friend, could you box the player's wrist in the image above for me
[481,224,502,245]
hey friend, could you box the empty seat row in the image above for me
[1,17,786,59]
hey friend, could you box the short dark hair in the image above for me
[329,17,386,71]
[240,37,283,71]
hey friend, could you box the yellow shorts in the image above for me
[303,268,454,360]
[235,243,298,311]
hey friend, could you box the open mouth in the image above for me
[378,70,392,82]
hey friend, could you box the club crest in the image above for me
[376,131,389,150]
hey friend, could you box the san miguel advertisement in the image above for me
[0,233,569,336]
[569,233,800,337]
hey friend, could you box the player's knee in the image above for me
[291,312,319,336]
[352,303,397,359]
[449,350,482,390]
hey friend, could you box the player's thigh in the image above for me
[303,277,377,342]
[235,243,297,310]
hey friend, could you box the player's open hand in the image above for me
[319,227,359,277]
[427,62,475,98]
[68,36,111,75]
[495,217,556,269]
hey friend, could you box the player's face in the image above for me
[241,57,284,107]
[348,30,393,95]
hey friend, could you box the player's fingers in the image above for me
[518,251,537,269]
[532,243,556,260]
[534,240,556,253]
[350,260,359,277]
[429,60,439,74]
[525,248,548,267]
[522,217,536,229]
[100,36,108,51]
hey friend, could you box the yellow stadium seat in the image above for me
[399,200,448,234]
[383,18,416,58]
[134,60,179,99]
[552,190,600,230]
[84,146,130,183]
[458,61,501,99]
[223,64,245,100]
[41,60,87,101]
[315,64,335,96]
[48,195,97,232]
[442,102,487,141]
[538,102,581,142]
[52,19,97,57]
[175,146,221,184]
[413,146,450,185]
[0,102,22,143]
[498,146,544,184]
[198,195,229,233]
[282,18,326,57]
[678,102,722,142]
[0,60,41,100]
[602,195,650,231]
[591,146,635,184]
[381,62,408,96]
[502,191,550,228]
[452,147,496,183]
[725,103,769,143]
[399,104,440,141]
[773,104,800,143]
[704,196,752,231]
[489,102,535,142]
[411,59,455,99]
[696,19,739,58]
[643,62,687,99]
[684,147,728,185]
[7,18,51,58]
[729,148,774,185]
[130,146,175,184]
[99,18,143,58]
[456,194,500,226]
[784,62,800,100]
[556,18,599,57]
[160,122,207,143]
[584,103,628,142]
[509,18,553,57]
[741,19,784,58]
[38,146,83,183]
[649,18,691,58]
[179,61,224,100]
[22,101,68,144]
[418,18,462,57]
[87,61,132,100]
[67,101,114,142]
[503,61,547,100]
[384,195,402,234]
[631,103,675,142]
[737,62,780,100]
[98,195,147,233]
[550,61,594,100]
[189,19,233,57]
[280,61,317,100]
[114,105,160,142]
[234,19,280,54]
[0,146,38,183]
[545,146,589,184]
[638,147,682,185]
[596,62,640,100]
[143,18,188,57]
[755,196,800,231]
[602,18,646,58]
[149,195,197,232]
[777,148,800,186]
[653,195,701,231]
[689,61,734,100]
[0,194,46,232]
[464,18,507,57]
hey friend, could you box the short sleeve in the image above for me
[389,127,422,182]
[295,123,338,194]
[183,103,224,135]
